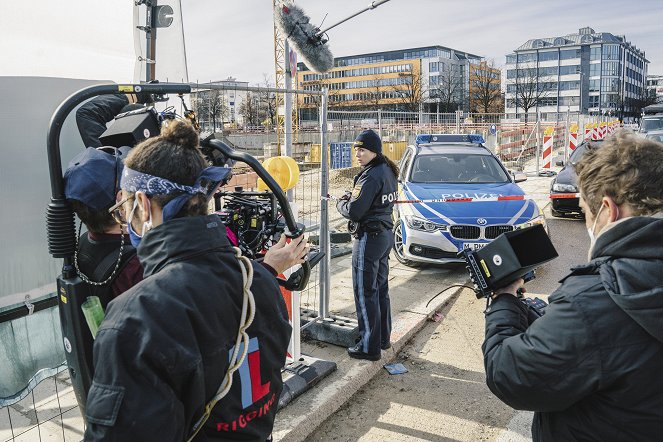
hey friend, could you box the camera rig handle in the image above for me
[201,139,305,239]
[201,139,319,292]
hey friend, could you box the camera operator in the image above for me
[483,131,663,441]
[337,129,398,361]
[84,120,291,441]
[76,93,147,148]
[64,146,143,303]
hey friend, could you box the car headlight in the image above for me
[404,215,448,232]
[515,215,546,230]
[552,183,577,193]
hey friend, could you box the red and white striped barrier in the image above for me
[549,193,580,199]
[542,126,554,169]
[569,124,578,152]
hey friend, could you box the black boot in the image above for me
[347,343,381,361]
[381,341,392,350]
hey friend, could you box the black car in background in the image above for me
[549,139,604,217]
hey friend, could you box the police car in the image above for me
[393,134,546,266]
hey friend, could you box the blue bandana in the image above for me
[120,166,232,221]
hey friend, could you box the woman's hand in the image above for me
[263,234,310,275]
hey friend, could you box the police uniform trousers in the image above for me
[352,228,393,355]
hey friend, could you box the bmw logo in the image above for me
[477,218,487,225]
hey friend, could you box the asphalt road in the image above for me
[307,209,588,442]
[526,210,588,296]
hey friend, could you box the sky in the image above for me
[181,0,663,85]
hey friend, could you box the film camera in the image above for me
[459,224,558,317]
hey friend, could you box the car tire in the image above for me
[392,222,421,267]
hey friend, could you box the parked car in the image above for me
[549,139,604,217]
[645,130,663,144]
[393,134,546,266]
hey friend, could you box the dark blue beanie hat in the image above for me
[353,129,382,154]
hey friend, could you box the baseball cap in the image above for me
[64,146,131,210]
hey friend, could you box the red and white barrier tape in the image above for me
[325,192,580,204]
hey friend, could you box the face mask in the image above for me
[587,204,604,260]
[127,196,152,248]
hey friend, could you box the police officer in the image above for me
[337,129,399,361]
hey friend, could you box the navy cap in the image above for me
[64,146,131,210]
[354,129,382,154]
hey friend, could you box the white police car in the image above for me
[393,134,546,266]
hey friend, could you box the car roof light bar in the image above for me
[415,134,485,145]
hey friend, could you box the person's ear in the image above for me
[135,191,151,222]
[603,196,621,223]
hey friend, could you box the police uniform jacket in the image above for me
[337,156,397,230]
[84,215,291,441]
[483,216,663,441]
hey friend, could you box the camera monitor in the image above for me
[461,224,558,298]
[99,107,160,148]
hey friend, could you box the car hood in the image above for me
[402,182,539,225]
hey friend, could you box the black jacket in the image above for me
[84,215,291,441]
[337,156,397,229]
[483,216,663,441]
[76,94,130,148]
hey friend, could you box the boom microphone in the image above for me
[274,2,334,73]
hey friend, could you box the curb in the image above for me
[272,285,466,442]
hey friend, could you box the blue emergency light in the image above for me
[415,134,485,145]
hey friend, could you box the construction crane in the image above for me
[273,0,299,154]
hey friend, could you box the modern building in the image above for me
[296,45,490,118]
[505,27,648,119]
[646,75,663,101]
[191,77,249,130]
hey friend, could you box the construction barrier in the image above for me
[592,123,599,140]
[584,123,592,143]
[542,126,554,169]
[569,123,578,152]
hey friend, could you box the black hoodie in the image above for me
[84,215,291,441]
[483,216,663,441]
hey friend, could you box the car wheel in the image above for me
[393,223,420,267]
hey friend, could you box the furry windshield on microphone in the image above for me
[274,2,334,74]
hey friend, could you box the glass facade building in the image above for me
[504,27,648,118]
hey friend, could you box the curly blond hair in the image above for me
[576,130,663,216]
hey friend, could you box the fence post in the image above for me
[535,112,541,175]
[318,89,330,321]
[455,110,461,133]
[377,108,382,139]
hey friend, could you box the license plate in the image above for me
[463,242,486,251]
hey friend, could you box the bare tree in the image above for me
[192,89,228,132]
[392,71,427,113]
[470,60,502,113]
[513,63,553,122]
[259,74,277,127]
[432,63,464,113]
[239,92,258,127]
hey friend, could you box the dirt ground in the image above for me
[307,290,530,442]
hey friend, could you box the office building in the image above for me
[296,45,492,118]
[505,27,648,119]
[646,75,663,101]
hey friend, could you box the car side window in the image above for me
[400,150,413,179]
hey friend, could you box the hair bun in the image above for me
[160,119,199,150]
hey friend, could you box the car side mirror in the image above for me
[512,171,527,183]
[555,159,565,167]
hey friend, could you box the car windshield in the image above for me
[570,140,603,165]
[641,117,663,132]
[409,153,510,183]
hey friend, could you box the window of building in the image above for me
[506,54,517,64]
[429,61,439,72]
[533,40,545,48]
[602,61,620,76]
[589,64,601,76]
[538,51,559,62]
[589,79,600,92]
[559,96,580,106]
[507,69,517,79]
[559,65,581,75]
[590,47,601,61]
[601,78,620,93]
[517,52,537,63]
[602,44,620,60]
[560,49,581,60]
[559,80,580,90]
[539,66,558,77]
[589,95,599,107]
[554,37,567,46]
